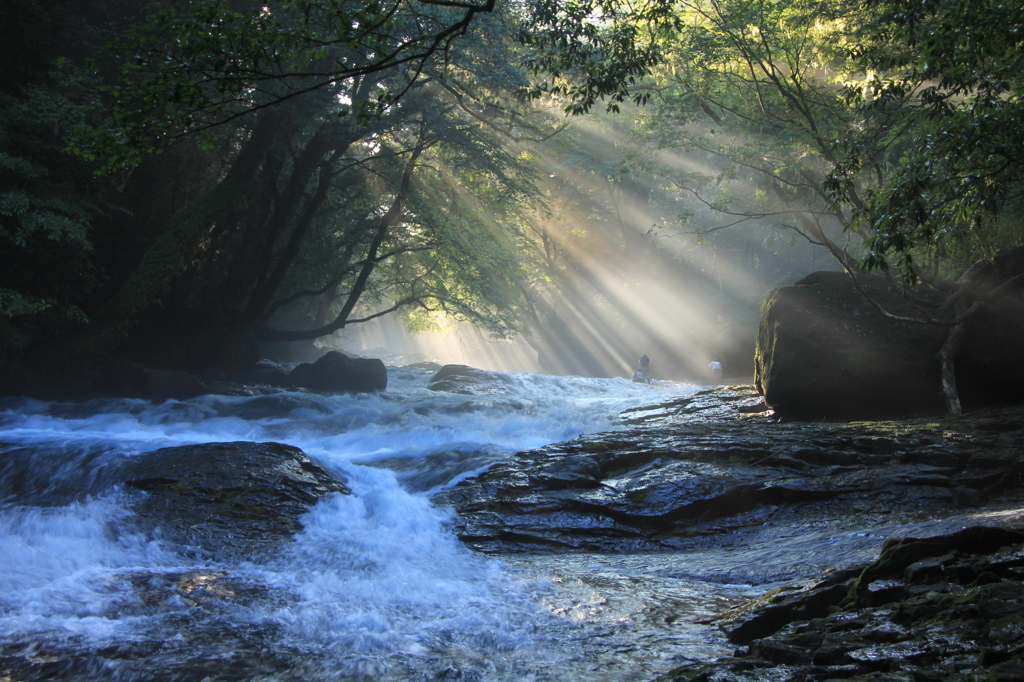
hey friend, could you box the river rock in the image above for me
[0,441,351,681]
[756,250,1024,419]
[435,386,1024,560]
[754,272,948,419]
[662,525,1024,682]
[289,350,387,392]
[957,247,1024,406]
[120,441,350,560]
[427,364,513,394]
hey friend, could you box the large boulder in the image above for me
[755,257,1024,418]
[289,350,387,392]
[755,272,948,418]
[427,364,511,394]
[957,247,1024,405]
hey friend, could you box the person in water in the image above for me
[636,355,651,384]
[708,358,723,384]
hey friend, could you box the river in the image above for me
[0,366,768,681]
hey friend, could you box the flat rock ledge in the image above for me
[434,385,1024,558]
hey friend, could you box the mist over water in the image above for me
[0,367,747,680]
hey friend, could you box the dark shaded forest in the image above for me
[2,0,1022,395]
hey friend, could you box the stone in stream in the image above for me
[754,271,949,419]
[427,363,515,395]
[661,525,1024,682]
[435,386,1024,561]
[121,440,350,560]
[289,350,387,392]
[755,247,1024,419]
[0,441,351,682]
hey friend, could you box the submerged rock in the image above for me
[661,525,1024,681]
[0,441,353,681]
[427,364,513,394]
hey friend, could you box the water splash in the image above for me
[0,369,706,680]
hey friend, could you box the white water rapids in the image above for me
[0,367,758,681]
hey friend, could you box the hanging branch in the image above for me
[258,129,429,342]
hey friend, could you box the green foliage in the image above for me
[520,0,679,113]
[604,0,874,290]
[263,72,546,342]
[831,0,1024,279]
[86,0,499,169]
[519,0,1023,286]
[0,61,104,350]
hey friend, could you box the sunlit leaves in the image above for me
[835,0,1024,278]
[622,0,870,268]
[518,0,679,114]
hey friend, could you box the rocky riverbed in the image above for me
[3,379,1023,681]
[435,384,1024,680]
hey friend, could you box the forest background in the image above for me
[1,0,1021,392]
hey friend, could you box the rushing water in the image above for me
[0,367,760,681]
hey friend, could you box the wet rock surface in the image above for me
[0,441,354,682]
[121,441,351,560]
[435,385,1024,559]
[660,525,1024,681]
[289,350,388,393]
[4,382,1024,681]
[434,384,1024,681]
[427,363,518,394]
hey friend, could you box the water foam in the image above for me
[0,495,172,643]
[0,368,698,677]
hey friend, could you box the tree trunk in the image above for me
[82,111,285,353]
[935,259,992,415]
[257,139,426,342]
[936,300,970,415]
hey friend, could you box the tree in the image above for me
[831,0,1024,278]
[0,0,145,378]
[828,0,1024,413]
[522,0,1024,408]
[89,0,499,165]
[69,1,558,374]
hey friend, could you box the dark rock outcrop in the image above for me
[957,247,1024,405]
[121,441,350,559]
[755,255,1024,418]
[754,272,948,418]
[289,350,387,392]
[662,525,1024,682]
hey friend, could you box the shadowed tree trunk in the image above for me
[81,110,286,355]
[258,134,428,342]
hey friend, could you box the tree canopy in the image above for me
[2,0,1022,390]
